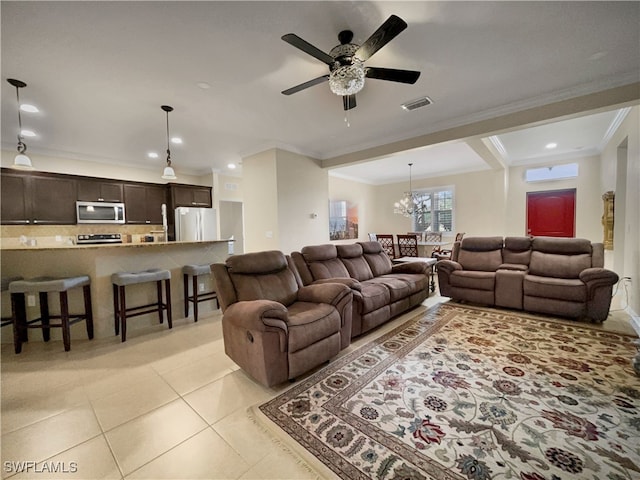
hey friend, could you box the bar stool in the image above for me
[2,276,23,328]
[9,276,93,354]
[182,264,219,322]
[111,269,172,342]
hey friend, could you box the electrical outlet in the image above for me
[27,294,36,307]
[199,283,205,292]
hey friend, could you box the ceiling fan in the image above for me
[281,15,421,111]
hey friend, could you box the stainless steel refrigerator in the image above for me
[175,207,218,241]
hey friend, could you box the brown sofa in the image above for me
[437,236,619,322]
[292,241,431,337]
[212,250,353,387]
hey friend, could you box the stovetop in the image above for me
[76,233,122,245]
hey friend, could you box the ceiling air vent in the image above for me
[401,96,433,111]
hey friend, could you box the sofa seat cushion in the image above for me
[381,273,429,294]
[524,275,587,302]
[358,282,391,313]
[286,302,341,353]
[365,277,412,302]
[450,271,495,291]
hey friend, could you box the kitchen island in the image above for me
[1,240,232,343]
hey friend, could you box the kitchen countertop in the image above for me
[0,239,233,251]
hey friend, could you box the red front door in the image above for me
[526,188,576,237]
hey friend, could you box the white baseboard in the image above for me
[629,307,640,337]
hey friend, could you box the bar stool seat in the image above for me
[9,275,93,353]
[111,269,172,342]
[182,264,219,322]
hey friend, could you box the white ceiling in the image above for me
[1,2,638,182]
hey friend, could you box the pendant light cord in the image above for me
[15,85,26,154]
[165,110,172,167]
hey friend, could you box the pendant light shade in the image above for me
[7,79,35,171]
[160,105,177,180]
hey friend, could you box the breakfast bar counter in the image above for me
[0,240,232,343]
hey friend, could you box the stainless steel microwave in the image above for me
[76,201,125,224]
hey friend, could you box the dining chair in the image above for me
[368,233,377,241]
[397,234,419,257]
[433,232,465,261]
[375,234,396,259]
[407,231,424,242]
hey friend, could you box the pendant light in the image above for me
[161,105,177,180]
[7,79,34,170]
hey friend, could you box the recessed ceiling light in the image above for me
[21,129,36,137]
[171,137,182,144]
[545,142,557,149]
[227,163,236,169]
[20,104,39,113]
[196,82,211,90]
[147,152,159,159]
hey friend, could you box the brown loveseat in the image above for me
[212,250,353,387]
[292,241,431,337]
[437,236,619,322]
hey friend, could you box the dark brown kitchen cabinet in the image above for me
[1,172,30,224]
[0,170,76,225]
[123,184,167,224]
[77,179,123,202]
[170,184,212,208]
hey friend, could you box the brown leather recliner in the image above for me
[212,250,353,387]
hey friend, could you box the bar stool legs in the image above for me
[9,276,94,354]
[182,265,218,322]
[111,270,172,342]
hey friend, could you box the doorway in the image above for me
[526,188,576,237]
[219,201,244,254]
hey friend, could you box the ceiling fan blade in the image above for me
[281,75,329,95]
[343,94,357,111]
[365,67,421,84]
[282,33,335,65]
[355,15,407,61]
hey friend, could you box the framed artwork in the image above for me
[329,200,358,240]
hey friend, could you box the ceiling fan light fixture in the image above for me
[329,61,365,96]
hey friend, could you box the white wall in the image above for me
[369,168,507,240]
[600,106,640,318]
[506,155,603,241]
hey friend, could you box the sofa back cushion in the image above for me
[337,244,374,281]
[457,236,504,272]
[226,250,298,306]
[502,236,532,265]
[358,241,393,276]
[529,237,593,279]
[300,244,351,280]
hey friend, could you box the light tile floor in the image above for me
[1,288,636,479]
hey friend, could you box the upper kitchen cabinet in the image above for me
[1,170,77,225]
[123,183,167,224]
[77,179,123,202]
[170,184,212,208]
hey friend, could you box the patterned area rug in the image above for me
[257,303,640,480]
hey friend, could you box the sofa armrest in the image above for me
[224,300,289,333]
[298,282,352,306]
[579,268,620,299]
[392,262,430,275]
[436,260,462,275]
[311,277,362,292]
[498,263,529,272]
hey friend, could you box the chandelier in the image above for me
[328,43,365,96]
[394,163,428,217]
